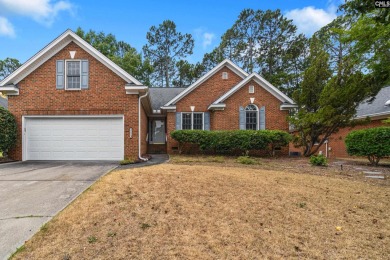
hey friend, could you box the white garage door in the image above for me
[25,117,124,161]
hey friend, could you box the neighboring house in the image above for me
[0,30,296,161]
[0,96,7,109]
[325,86,390,158]
[289,86,390,158]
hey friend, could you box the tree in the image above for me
[0,107,17,157]
[143,20,194,87]
[341,0,390,89]
[76,27,153,85]
[290,33,377,157]
[173,60,204,87]
[290,37,332,156]
[202,9,308,96]
[345,127,390,166]
[0,58,21,80]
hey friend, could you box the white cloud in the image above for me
[0,16,15,37]
[202,32,215,48]
[285,6,337,36]
[194,28,215,49]
[0,0,73,26]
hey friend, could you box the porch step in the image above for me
[148,144,167,154]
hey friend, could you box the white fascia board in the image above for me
[208,104,226,110]
[125,86,148,94]
[161,106,177,110]
[0,29,143,86]
[280,104,298,110]
[0,86,19,95]
[163,59,248,107]
[213,73,295,105]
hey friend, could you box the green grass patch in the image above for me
[120,159,135,165]
[236,156,256,165]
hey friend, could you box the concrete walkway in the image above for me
[114,154,169,171]
[0,161,117,260]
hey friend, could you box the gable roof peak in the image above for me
[0,29,143,86]
[163,59,248,107]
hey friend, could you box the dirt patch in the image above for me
[13,160,390,259]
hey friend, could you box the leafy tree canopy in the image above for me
[76,27,153,86]
[0,58,21,81]
[143,20,194,87]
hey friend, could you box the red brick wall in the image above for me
[289,119,387,158]
[167,66,243,153]
[8,41,141,160]
[166,66,290,154]
[214,80,289,131]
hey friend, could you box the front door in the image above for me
[150,119,165,144]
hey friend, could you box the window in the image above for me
[249,85,255,94]
[222,72,228,79]
[182,112,203,130]
[182,113,192,130]
[245,104,258,130]
[66,61,81,89]
[193,113,203,130]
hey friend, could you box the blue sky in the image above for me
[0,0,341,64]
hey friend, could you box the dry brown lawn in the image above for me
[13,157,390,259]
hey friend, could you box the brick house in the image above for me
[0,30,296,161]
[289,86,390,158]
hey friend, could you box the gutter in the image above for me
[139,91,149,161]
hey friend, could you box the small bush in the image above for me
[120,159,135,165]
[345,127,390,166]
[87,236,98,243]
[0,107,17,157]
[309,154,328,166]
[236,156,256,165]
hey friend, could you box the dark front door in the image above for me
[150,119,166,144]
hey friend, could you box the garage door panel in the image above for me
[25,117,124,161]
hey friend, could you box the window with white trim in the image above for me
[222,72,228,79]
[182,112,204,130]
[249,85,255,93]
[66,60,81,89]
[245,104,258,130]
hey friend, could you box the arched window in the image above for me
[245,104,258,130]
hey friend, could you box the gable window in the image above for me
[245,104,258,130]
[66,60,81,89]
[222,72,228,79]
[249,85,255,94]
[182,112,204,130]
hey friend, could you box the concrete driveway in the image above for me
[0,161,118,260]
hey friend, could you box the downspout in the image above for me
[139,91,149,161]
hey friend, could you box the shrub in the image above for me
[345,127,390,166]
[120,159,135,165]
[170,130,291,155]
[309,154,328,166]
[236,155,256,165]
[264,130,292,156]
[0,107,17,157]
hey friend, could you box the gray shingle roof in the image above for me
[356,86,390,118]
[149,87,186,110]
[0,96,7,109]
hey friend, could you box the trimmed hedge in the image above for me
[345,127,390,166]
[0,107,17,157]
[170,130,291,155]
